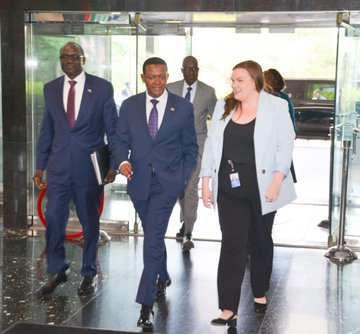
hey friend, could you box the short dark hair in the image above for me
[59,42,85,56]
[142,57,167,74]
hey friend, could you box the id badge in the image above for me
[229,172,241,188]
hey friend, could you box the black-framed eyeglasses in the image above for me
[182,66,199,72]
[60,54,84,61]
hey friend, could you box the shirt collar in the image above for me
[64,71,85,84]
[146,89,168,104]
[184,80,198,90]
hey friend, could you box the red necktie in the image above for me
[67,80,77,128]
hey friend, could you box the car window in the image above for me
[307,83,335,101]
[284,79,335,106]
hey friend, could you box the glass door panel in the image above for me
[330,13,360,246]
[25,21,135,229]
[25,16,189,233]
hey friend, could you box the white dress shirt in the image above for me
[63,71,85,120]
[182,81,198,103]
[146,90,168,128]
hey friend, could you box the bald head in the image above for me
[181,56,199,86]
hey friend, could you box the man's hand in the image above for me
[119,162,133,180]
[33,169,46,190]
[103,169,118,185]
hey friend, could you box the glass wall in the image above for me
[330,18,360,245]
[25,22,138,230]
[25,12,338,236]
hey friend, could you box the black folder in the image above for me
[90,144,110,185]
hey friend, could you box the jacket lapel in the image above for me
[192,81,203,111]
[155,93,176,140]
[254,91,272,163]
[139,93,150,136]
[74,74,92,127]
[55,76,70,124]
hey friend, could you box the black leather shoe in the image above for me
[254,301,267,314]
[156,278,172,298]
[176,223,185,239]
[78,275,97,296]
[182,234,194,252]
[211,312,237,327]
[35,270,69,297]
[137,305,154,331]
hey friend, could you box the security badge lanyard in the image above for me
[228,159,241,188]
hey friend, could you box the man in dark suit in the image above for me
[115,57,198,330]
[33,42,118,297]
[167,56,217,251]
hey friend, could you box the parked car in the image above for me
[295,105,334,140]
[284,78,335,107]
[283,79,335,139]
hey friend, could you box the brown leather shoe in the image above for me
[182,234,194,252]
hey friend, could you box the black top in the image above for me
[222,118,256,165]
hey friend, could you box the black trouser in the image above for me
[217,162,276,313]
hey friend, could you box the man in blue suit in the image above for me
[116,57,198,330]
[33,42,118,297]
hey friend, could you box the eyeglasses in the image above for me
[182,66,199,72]
[60,54,84,61]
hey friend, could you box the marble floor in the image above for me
[0,228,359,334]
[2,139,360,333]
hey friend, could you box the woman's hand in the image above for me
[201,176,213,208]
[265,171,284,202]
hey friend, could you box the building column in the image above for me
[1,9,28,229]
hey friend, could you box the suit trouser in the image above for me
[178,156,201,235]
[217,162,276,313]
[45,182,102,276]
[132,174,178,307]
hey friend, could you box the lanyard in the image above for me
[227,159,235,172]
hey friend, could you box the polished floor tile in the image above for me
[2,136,360,333]
[0,228,359,334]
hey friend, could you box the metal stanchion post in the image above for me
[318,126,335,229]
[325,140,358,263]
[133,211,139,234]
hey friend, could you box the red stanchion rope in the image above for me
[37,187,104,239]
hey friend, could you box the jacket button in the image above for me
[261,169,266,174]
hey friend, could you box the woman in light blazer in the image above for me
[200,60,296,327]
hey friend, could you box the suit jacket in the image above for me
[115,91,198,200]
[36,73,118,186]
[200,90,297,215]
[167,80,217,154]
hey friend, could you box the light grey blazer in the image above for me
[200,90,297,215]
[167,80,217,155]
